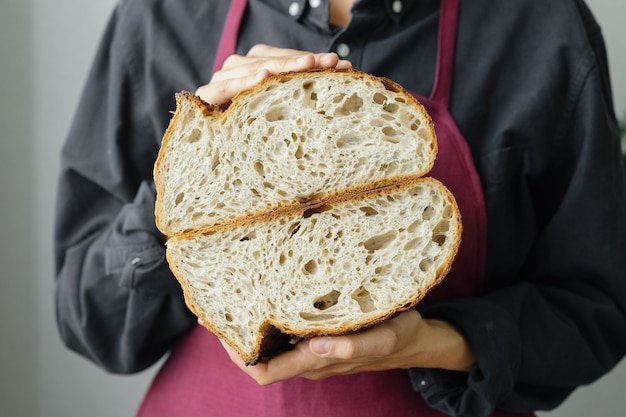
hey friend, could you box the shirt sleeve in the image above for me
[54,4,196,374]
[408,28,626,417]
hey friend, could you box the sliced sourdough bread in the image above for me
[154,69,461,365]
[154,69,436,236]
[166,178,461,365]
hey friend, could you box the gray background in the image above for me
[1,0,624,416]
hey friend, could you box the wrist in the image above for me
[419,319,475,372]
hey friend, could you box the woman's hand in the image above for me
[196,44,352,107]
[220,310,475,386]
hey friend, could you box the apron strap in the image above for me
[212,0,248,75]
[429,0,459,107]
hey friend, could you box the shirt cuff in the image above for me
[409,297,523,417]
[104,180,181,294]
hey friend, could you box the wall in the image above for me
[0,1,38,416]
[1,1,155,416]
[0,1,624,416]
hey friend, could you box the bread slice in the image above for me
[166,178,461,365]
[154,69,436,236]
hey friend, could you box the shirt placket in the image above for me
[326,1,402,68]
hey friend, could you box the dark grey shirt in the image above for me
[55,0,626,416]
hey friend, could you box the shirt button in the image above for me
[288,2,300,17]
[309,0,321,8]
[336,43,351,58]
[130,257,142,266]
[392,0,403,14]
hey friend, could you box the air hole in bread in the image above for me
[351,286,376,313]
[254,161,265,177]
[303,259,318,275]
[373,92,386,105]
[313,290,341,310]
[382,126,399,139]
[403,238,423,251]
[419,258,433,273]
[303,204,333,218]
[336,93,364,116]
[383,103,399,113]
[359,206,379,216]
[183,128,201,144]
[288,221,301,238]
[225,313,233,322]
[299,312,338,321]
[296,191,326,204]
[232,179,242,191]
[295,144,304,159]
[336,134,365,149]
[406,220,422,233]
[422,206,435,220]
[370,117,384,127]
[432,233,447,246]
[239,231,257,242]
[363,231,397,253]
[382,80,400,93]
[333,93,346,103]
[175,192,184,206]
[379,161,400,174]
[374,264,392,275]
[265,106,289,122]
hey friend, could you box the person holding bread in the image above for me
[54,0,626,416]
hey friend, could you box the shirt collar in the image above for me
[269,0,410,27]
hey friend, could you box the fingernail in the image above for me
[310,337,331,356]
[320,53,335,64]
[297,54,311,64]
[337,60,352,69]
[255,70,267,82]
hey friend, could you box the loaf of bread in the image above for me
[154,69,461,365]
[154,69,437,236]
[167,178,460,364]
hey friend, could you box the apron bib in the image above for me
[138,1,532,416]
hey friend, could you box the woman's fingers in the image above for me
[196,45,352,106]
[195,68,270,107]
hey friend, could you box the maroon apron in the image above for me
[137,1,532,415]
